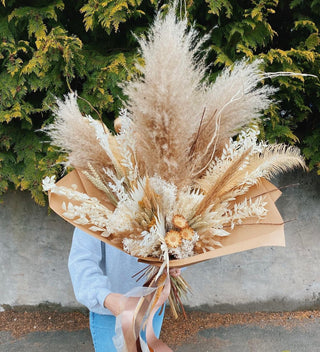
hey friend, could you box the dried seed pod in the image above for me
[180,227,195,241]
[172,215,188,229]
[165,230,182,248]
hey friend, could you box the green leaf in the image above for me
[294,20,318,33]
[206,0,233,18]
[305,33,320,49]
[290,0,303,8]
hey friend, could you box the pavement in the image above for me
[175,319,320,352]
[1,315,320,352]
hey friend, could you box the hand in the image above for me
[104,293,139,316]
[104,268,181,315]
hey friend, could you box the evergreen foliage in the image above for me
[0,0,319,205]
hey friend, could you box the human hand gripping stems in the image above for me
[105,267,182,352]
[104,268,181,317]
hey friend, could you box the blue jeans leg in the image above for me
[89,308,165,352]
[90,312,117,352]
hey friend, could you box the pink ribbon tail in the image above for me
[114,274,173,352]
[144,276,172,352]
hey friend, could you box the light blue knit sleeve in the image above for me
[68,227,112,315]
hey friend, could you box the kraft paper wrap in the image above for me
[49,169,285,268]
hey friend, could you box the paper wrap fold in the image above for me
[49,169,285,268]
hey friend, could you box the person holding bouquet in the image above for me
[68,227,180,352]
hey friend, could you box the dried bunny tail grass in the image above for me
[191,59,277,176]
[43,93,114,173]
[123,6,209,187]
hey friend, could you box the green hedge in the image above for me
[1,0,319,205]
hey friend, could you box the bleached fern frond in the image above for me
[243,144,307,182]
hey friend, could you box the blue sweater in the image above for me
[68,228,148,315]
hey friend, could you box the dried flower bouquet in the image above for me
[43,6,306,349]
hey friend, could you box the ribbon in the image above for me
[144,275,172,352]
[113,273,172,352]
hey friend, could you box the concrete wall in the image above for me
[1,170,319,312]
[0,191,75,309]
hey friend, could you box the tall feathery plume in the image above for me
[43,93,116,174]
[122,8,208,187]
[123,7,279,185]
[191,60,277,176]
[241,144,307,182]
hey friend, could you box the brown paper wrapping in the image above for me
[49,170,285,268]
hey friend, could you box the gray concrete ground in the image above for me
[175,320,320,352]
[0,330,93,352]
[1,318,320,352]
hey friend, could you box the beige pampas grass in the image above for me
[122,7,280,185]
[192,60,277,172]
[44,5,308,262]
[44,93,115,173]
[123,8,207,187]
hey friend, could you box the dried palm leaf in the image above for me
[195,148,252,215]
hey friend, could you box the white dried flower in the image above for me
[42,176,56,191]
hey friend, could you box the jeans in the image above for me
[89,308,165,352]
